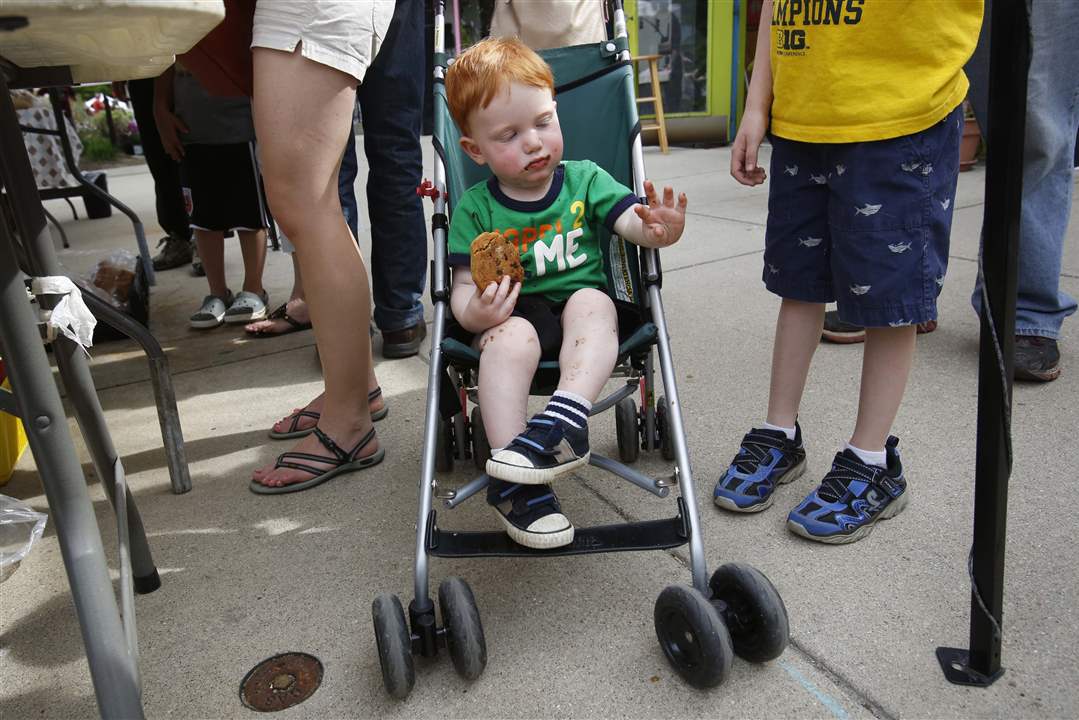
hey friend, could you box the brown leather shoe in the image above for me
[381,322,427,358]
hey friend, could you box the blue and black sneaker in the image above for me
[714,425,807,512]
[487,415,590,485]
[487,480,574,549]
[786,436,908,544]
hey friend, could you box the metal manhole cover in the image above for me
[239,652,323,712]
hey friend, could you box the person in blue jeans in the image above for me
[965,0,1078,381]
[246,0,427,360]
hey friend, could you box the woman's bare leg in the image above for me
[250,46,377,487]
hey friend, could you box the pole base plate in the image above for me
[936,647,1005,687]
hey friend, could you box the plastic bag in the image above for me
[86,249,138,309]
[0,495,48,583]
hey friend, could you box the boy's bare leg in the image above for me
[195,229,228,298]
[250,46,377,488]
[766,298,825,428]
[237,229,267,296]
[557,288,619,401]
[850,325,916,451]
[477,317,541,448]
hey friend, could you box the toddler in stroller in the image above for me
[445,37,688,550]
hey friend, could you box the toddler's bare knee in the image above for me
[479,317,541,362]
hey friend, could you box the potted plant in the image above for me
[960,98,982,171]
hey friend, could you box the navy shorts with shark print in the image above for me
[761,104,962,328]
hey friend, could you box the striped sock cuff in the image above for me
[543,391,591,428]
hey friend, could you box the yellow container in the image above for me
[1,378,28,486]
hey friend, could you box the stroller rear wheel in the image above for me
[656,396,675,461]
[470,407,491,472]
[438,577,487,680]
[654,584,733,689]
[435,413,455,472]
[372,593,415,699]
[709,563,790,663]
[615,396,640,463]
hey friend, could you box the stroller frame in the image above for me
[371,0,789,699]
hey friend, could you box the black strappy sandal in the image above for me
[246,302,312,337]
[268,387,388,439]
[250,426,385,495]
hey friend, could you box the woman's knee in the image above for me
[478,317,541,363]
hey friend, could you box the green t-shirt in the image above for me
[448,160,638,302]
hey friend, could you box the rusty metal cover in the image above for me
[239,653,323,712]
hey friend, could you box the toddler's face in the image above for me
[461,82,564,197]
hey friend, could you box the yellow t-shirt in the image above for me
[769,0,983,143]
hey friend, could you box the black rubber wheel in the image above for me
[470,407,491,472]
[438,577,488,680]
[435,413,454,472]
[615,396,640,464]
[654,584,733,689]
[709,563,790,663]
[372,593,415,699]
[656,396,676,461]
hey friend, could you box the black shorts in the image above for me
[180,142,270,233]
[448,293,644,361]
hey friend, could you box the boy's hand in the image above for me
[154,104,188,162]
[465,275,520,332]
[730,108,768,186]
[633,180,688,247]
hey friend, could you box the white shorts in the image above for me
[251,0,394,84]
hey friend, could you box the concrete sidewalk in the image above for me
[2,143,1077,719]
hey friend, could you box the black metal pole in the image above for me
[937,0,1029,687]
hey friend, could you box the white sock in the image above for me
[542,390,591,429]
[763,421,796,441]
[846,442,886,468]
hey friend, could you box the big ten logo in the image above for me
[776,28,807,50]
[500,200,589,277]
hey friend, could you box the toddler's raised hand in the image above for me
[634,180,688,247]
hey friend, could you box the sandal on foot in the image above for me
[250,426,384,495]
[246,302,312,337]
[267,387,388,439]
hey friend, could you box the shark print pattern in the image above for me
[850,284,871,296]
[855,203,882,216]
[810,174,827,184]
[939,197,951,210]
[768,263,780,274]
[835,164,846,175]
[784,165,799,176]
[888,241,913,253]
[799,237,823,247]
[920,163,934,175]
[901,161,921,172]
[888,320,911,327]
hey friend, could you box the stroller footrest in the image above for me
[426,502,689,558]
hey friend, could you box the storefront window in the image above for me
[636,0,709,114]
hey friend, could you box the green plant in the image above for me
[81,134,117,162]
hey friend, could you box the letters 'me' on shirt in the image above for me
[448,160,638,302]
[769,0,983,143]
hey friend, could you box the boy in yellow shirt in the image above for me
[714,0,983,543]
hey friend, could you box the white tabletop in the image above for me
[0,0,225,83]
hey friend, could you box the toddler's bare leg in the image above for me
[195,229,228,297]
[477,317,541,448]
[557,288,619,402]
[766,298,825,428]
[850,325,916,451]
[237,229,267,295]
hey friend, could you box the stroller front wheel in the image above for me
[654,584,733,689]
[709,563,790,663]
[372,593,416,699]
[615,396,640,463]
[438,577,488,680]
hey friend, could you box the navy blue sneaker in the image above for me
[714,425,807,512]
[487,480,574,549]
[787,436,908,544]
[487,415,590,485]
